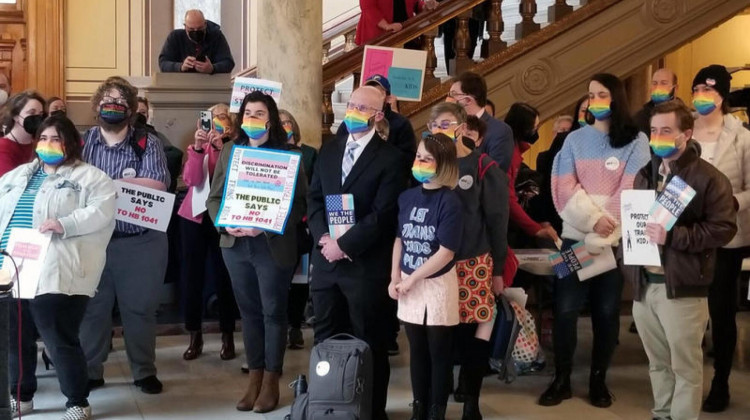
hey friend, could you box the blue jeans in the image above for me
[552,238,623,374]
[222,236,294,373]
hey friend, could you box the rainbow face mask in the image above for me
[284,126,294,140]
[36,142,64,166]
[577,109,588,127]
[693,93,717,116]
[433,127,457,142]
[241,117,268,140]
[411,160,437,184]
[649,134,681,158]
[213,117,228,134]
[343,109,372,134]
[588,97,612,121]
[651,87,673,104]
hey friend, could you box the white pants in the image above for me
[633,283,709,420]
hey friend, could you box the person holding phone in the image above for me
[158,9,235,74]
[177,104,239,362]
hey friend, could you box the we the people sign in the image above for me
[114,181,176,232]
[215,146,301,234]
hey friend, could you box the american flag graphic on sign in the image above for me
[326,194,356,239]
[649,175,696,231]
[548,242,594,279]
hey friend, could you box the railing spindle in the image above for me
[422,27,440,90]
[548,0,573,22]
[516,0,540,39]
[454,10,474,76]
[344,29,357,53]
[323,42,331,65]
[322,83,335,136]
[483,0,506,58]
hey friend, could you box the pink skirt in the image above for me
[397,269,459,326]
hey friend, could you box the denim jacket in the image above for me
[0,160,116,297]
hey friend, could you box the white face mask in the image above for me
[0,90,8,107]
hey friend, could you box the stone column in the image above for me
[257,0,322,148]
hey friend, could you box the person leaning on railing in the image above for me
[1,115,116,420]
[355,0,437,46]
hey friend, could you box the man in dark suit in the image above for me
[308,86,406,420]
[448,71,514,172]
[337,74,417,180]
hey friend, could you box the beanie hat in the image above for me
[692,65,732,99]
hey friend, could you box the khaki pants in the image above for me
[633,283,708,420]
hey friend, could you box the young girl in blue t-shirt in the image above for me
[389,133,463,420]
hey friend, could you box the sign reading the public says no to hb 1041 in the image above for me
[114,181,176,232]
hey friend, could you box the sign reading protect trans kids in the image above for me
[215,146,301,234]
[114,181,176,232]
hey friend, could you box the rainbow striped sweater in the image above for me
[551,125,650,241]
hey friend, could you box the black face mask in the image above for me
[136,113,148,126]
[50,110,66,117]
[22,114,46,135]
[187,29,205,44]
[525,131,540,145]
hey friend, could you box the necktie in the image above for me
[341,141,360,185]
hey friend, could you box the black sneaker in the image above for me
[387,340,399,356]
[538,374,572,406]
[288,327,304,350]
[702,381,729,412]
[87,378,105,391]
[134,375,163,394]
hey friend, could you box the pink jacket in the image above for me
[178,145,222,224]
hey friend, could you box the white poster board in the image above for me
[621,190,662,266]
[215,146,301,234]
[230,78,282,113]
[1,228,52,299]
[114,181,176,232]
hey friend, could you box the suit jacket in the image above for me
[478,112,515,172]
[206,139,308,269]
[308,130,406,281]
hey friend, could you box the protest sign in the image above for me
[649,175,696,231]
[115,181,176,232]
[549,241,617,281]
[215,146,301,234]
[361,46,427,101]
[1,228,52,299]
[621,190,662,266]
[230,78,282,113]
[325,194,355,239]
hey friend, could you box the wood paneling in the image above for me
[26,0,64,97]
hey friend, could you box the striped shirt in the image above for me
[82,126,170,234]
[0,169,47,266]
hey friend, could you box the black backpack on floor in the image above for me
[290,333,373,420]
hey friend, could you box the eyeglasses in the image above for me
[346,102,380,113]
[102,96,128,106]
[448,91,471,100]
[281,120,293,128]
[429,120,459,130]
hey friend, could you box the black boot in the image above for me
[538,372,571,406]
[589,369,613,408]
[702,377,730,413]
[461,397,482,420]
[428,404,446,420]
[454,367,467,403]
[409,400,426,420]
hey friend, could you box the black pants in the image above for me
[9,294,89,408]
[180,216,238,333]
[312,273,391,420]
[288,283,308,329]
[552,239,623,374]
[454,323,491,398]
[709,247,745,384]
[404,322,454,407]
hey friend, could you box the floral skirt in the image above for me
[456,253,494,323]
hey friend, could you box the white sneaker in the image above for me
[10,397,33,418]
[62,405,92,420]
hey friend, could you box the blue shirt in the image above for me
[82,126,170,234]
[0,169,47,265]
[397,186,463,278]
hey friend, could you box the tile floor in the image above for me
[21,314,750,419]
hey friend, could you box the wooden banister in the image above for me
[322,0,487,88]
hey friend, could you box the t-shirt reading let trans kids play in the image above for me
[397,186,463,278]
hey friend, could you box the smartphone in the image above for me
[199,110,212,132]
